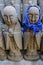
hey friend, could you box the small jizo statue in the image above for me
[0,26,6,60]
[22,5,42,61]
[3,6,22,61]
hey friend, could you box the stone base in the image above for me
[0,55,7,60]
[41,55,43,60]
[0,49,7,60]
[24,54,39,61]
[8,55,23,62]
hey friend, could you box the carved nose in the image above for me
[32,16,35,23]
[8,18,10,22]
[32,16,35,21]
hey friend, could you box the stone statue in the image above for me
[41,35,43,60]
[40,20,43,60]
[0,25,6,60]
[2,5,22,61]
[22,5,42,61]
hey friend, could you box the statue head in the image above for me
[22,5,42,34]
[23,5,42,24]
[3,6,18,26]
[29,7,39,23]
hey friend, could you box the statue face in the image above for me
[3,6,17,26]
[28,7,39,24]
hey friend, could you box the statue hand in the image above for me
[8,28,14,37]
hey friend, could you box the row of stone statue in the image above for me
[0,4,43,62]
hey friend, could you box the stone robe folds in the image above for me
[0,26,5,50]
[3,22,22,50]
[24,30,41,51]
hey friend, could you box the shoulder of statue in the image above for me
[1,23,8,32]
[14,22,21,32]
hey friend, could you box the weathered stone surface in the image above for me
[0,0,4,4]
[38,0,43,15]
[0,60,43,65]
[23,0,37,4]
[14,4,21,21]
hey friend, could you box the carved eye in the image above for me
[10,16,13,19]
[4,15,8,20]
[29,14,32,18]
[10,16,14,21]
[36,15,39,18]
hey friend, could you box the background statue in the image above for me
[40,35,43,60]
[22,5,42,61]
[2,5,22,61]
[37,0,43,60]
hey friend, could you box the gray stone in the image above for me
[0,60,43,65]
[38,0,43,15]
[23,0,37,4]
[14,4,21,21]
